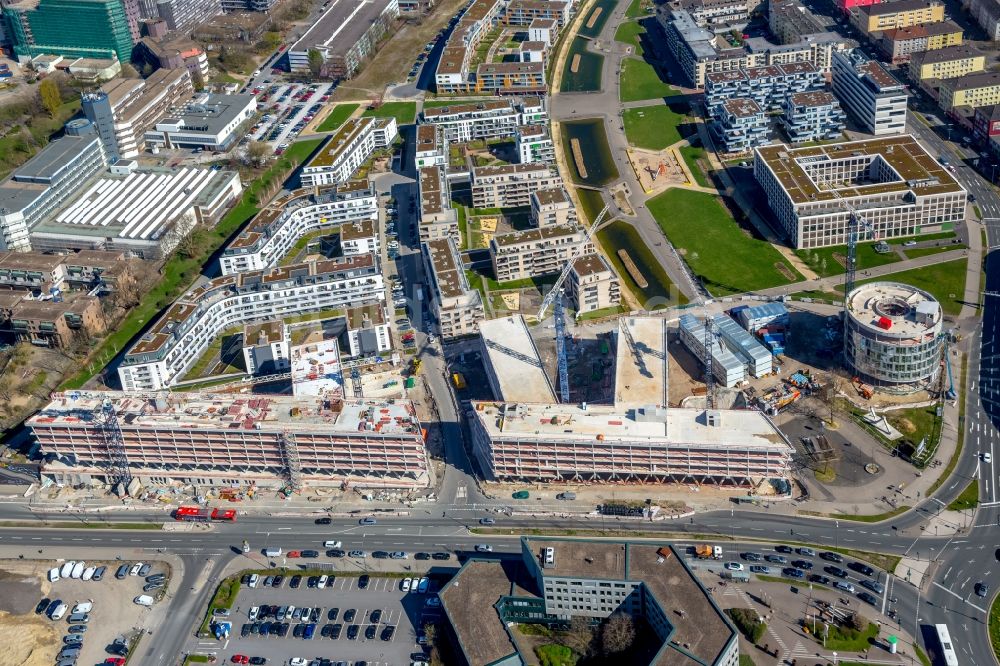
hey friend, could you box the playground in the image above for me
[627,145,688,195]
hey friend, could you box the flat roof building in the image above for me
[678,313,746,388]
[479,315,557,404]
[831,49,907,135]
[420,97,547,143]
[288,0,400,79]
[781,90,846,143]
[144,93,257,153]
[471,163,563,209]
[490,224,591,282]
[909,44,985,82]
[567,253,619,316]
[529,186,576,227]
[300,117,398,187]
[417,165,459,245]
[242,319,289,376]
[423,238,485,339]
[614,316,668,408]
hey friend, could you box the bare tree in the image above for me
[120,62,140,79]
[160,215,201,259]
[111,258,159,312]
[559,616,594,655]
[246,140,272,168]
[601,613,636,655]
[0,375,13,402]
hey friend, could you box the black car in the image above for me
[860,579,884,593]
[765,555,787,564]
[976,582,990,598]
[820,551,844,563]
[315,517,333,524]
[382,625,396,641]
[373,551,389,559]
[250,623,261,635]
[431,552,451,561]
[809,575,832,586]
[783,567,805,579]
[411,653,429,661]
[293,624,305,638]
[241,623,252,637]
[272,575,283,588]
[358,575,370,589]
[290,575,302,589]
[365,625,377,639]
[369,609,382,623]
[47,599,63,616]
[858,591,878,606]
[308,576,318,588]
[825,566,849,578]
[67,625,87,635]
[775,545,793,554]
[300,550,319,558]
[116,564,129,579]
[107,644,128,656]
[249,658,267,665]
[35,598,50,614]
[322,623,335,638]
[311,607,322,622]
[277,623,290,637]
[327,549,346,558]
[415,552,431,560]
[260,621,272,635]
[331,623,343,639]
[792,560,814,570]
[849,562,875,577]
[344,609,357,623]
[347,624,360,640]
[741,552,762,562]
[328,607,340,621]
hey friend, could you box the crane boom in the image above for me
[536,205,611,322]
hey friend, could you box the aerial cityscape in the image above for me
[0,0,995,664]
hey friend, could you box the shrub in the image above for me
[725,607,766,643]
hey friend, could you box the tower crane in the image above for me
[536,205,612,403]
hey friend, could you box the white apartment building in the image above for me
[781,90,846,143]
[530,187,576,227]
[567,253,620,314]
[471,163,563,208]
[414,124,446,168]
[516,124,555,163]
[831,50,907,136]
[754,135,968,249]
[242,320,290,376]
[117,255,386,390]
[704,62,824,114]
[419,97,547,144]
[344,305,393,357]
[300,117,398,187]
[418,165,460,244]
[712,98,771,153]
[490,224,592,282]
[423,238,485,339]
[528,17,557,45]
[341,218,380,256]
[219,181,378,275]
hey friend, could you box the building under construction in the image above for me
[27,391,429,490]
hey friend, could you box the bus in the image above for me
[172,507,237,522]
[934,624,959,666]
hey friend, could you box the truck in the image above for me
[173,506,237,522]
[452,373,466,390]
[695,544,723,560]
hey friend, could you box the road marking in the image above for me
[933,581,987,613]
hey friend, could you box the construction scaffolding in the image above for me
[93,398,132,489]
[277,431,302,491]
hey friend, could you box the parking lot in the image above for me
[208,573,442,666]
[244,82,334,151]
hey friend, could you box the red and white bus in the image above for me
[172,507,237,522]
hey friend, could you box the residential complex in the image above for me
[28,391,430,489]
[939,71,1000,110]
[470,163,563,208]
[300,117,398,187]
[961,0,1000,41]
[4,0,134,62]
[479,315,557,404]
[137,0,221,33]
[220,181,378,275]
[490,224,592,282]
[909,45,985,82]
[831,49,907,135]
[0,291,105,348]
[417,166,460,244]
[288,0,400,79]
[681,0,751,28]
[117,255,385,390]
[440,538,740,666]
[419,97,547,143]
[769,0,826,44]
[422,238,485,339]
[781,91,846,142]
[143,93,257,153]
[414,125,446,168]
[712,98,771,153]
[876,21,963,64]
[515,124,555,163]
[566,253,620,314]
[0,249,132,294]
[530,187,576,227]
[754,135,968,249]
[704,62,824,114]
[242,320,289,376]
[850,0,944,34]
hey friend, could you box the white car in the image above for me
[129,563,142,576]
[318,575,328,589]
[474,544,493,553]
[323,540,343,548]
[60,561,75,578]
[82,567,96,581]
[248,574,259,588]
[401,577,412,592]
[48,568,60,583]
[724,562,745,571]
[290,659,308,666]
[984,452,993,463]
[248,606,260,621]
[133,595,154,607]
[71,562,85,579]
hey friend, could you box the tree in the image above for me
[38,78,62,118]
[120,62,140,79]
[849,613,869,632]
[600,613,635,655]
[191,69,206,91]
[559,616,594,655]
[307,49,324,77]
[0,376,13,403]
[141,62,154,77]
[246,140,272,168]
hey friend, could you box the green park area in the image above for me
[316,103,360,132]
[619,57,677,103]
[647,189,803,294]
[625,0,654,17]
[361,101,417,126]
[615,21,645,56]
[679,144,711,188]
[623,103,691,151]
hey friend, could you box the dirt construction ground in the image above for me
[0,558,173,666]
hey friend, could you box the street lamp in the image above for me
[833,651,839,666]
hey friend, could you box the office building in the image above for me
[29,391,430,490]
[566,253,620,314]
[420,97,546,143]
[4,0,134,63]
[909,44,985,82]
[417,165,460,244]
[939,71,1000,110]
[288,0,399,79]
[423,238,485,339]
[877,21,963,64]
[754,135,968,249]
[242,319,289,376]
[440,538,740,666]
[301,117,398,187]
[712,98,771,153]
[0,291,105,347]
[0,133,107,252]
[479,315,558,403]
[515,124,554,163]
[530,187,576,227]
[143,93,257,152]
[490,224,592,282]
[82,67,195,160]
[831,49,907,135]
[220,181,378,275]
[781,91,846,142]
[470,163,563,208]
[851,0,944,34]
[137,0,222,33]
[705,62,823,114]
[117,255,385,390]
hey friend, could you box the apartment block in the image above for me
[344,305,392,357]
[0,291,105,348]
[476,61,546,94]
[712,98,771,153]
[470,163,563,208]
[831,49,907,135]
[434,0,516,93]
[423,238,485,339]
[29,391,429,489]
[4,0,134,62]
[528,17,557,45]
[973,104,1000,145]
[220,181,379,275]
[781,91,846,142]
[516,124,555,163]
[82,67,195,160]
[754,135,968,249]
[566,253,619,314]
[851,0,944,33]
[530,187,576,227]
[288,0,400,79]
[961,0,1000,40]
[420,97,547,143]
[680,0,750,27]
[0,133,107,252]
[490,224,591,282]
[242,319,289,376]
[705,62,823,114]
[769,0,826,44]
[877,21,963,64]
[414,124,446,168]
[117,255,385,390]
[0,249,130,294]
[418,165,460,244]
[132,36,210,81]
[909,45,985,81]
[300,117,398,187]
[939,71,1000,110]
[504,0,569,27]
[137,0,222,33]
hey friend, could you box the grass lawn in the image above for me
[904,245,963,259]
[887,231,956,245]
[615,21,644,56]
[947,479,979,511]
[679,144,711,188]
[623,103,690,151]
[839,259,968,316]
[316,103,360,132]
[820,623,879,651]
[795,243,902,278]
[739,657,757,666]
[625,0,651,17]
[578,304,626,320]
[619,57,677,103]
[60,138,323,390]
[198,576,240,634]
[535,643,578,666]
[362,101,417,126]
[648,189,802,294]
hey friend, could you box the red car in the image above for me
[231,656,249,665]
[286,550,301,558]
[104,660,126,666]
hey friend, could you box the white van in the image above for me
[50,603,68,620]
[248,574,259,588]
[60,561,75,578]
[70,562,85,579]
[264,547,282,557]
[82,567,96,581]
[323,540,342,548]
[48,567,60,583]
[71,602,93,614]
[133,595,154,607]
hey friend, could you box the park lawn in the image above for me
[362,101,417,126]
[620,57,677,103]
[679,144,711,188]
[795,243,902,278]
[625,0,651,17]
[948,479,979,511]
[837,259,968,316]
[615,21,644,56]
[904,245,963,259]
[821,623,879,652]
[535,644,578,666]
[648,189,802,294]
[316,103,360,132]
[991,594,1000,666]
[623,103,690,151]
